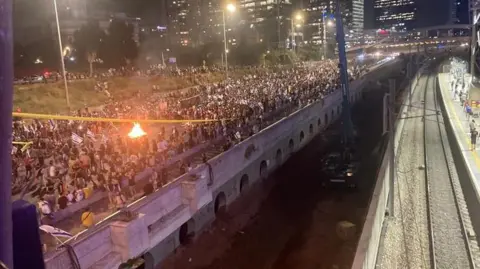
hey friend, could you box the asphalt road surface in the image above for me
[159,73,405,269]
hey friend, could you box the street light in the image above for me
[223,3,236,79]
[322,11,334,59]
[291,12,303,51]
[53,0,70,108]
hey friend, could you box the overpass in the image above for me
[347,24,472,54]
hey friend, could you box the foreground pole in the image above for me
[0,0,14,267]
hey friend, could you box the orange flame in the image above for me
[128,123,147,139]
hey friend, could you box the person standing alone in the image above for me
[471,128,478,151]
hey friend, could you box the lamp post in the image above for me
[222,3,236,79]
[322,11,334,60]
[53,0,70,108]
[0,0,13,267]
[291,13,303,52]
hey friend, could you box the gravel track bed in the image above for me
[424,74,472,269]
[376,75,431,269]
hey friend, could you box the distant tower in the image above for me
[373,0,417,31]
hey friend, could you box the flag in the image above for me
[35,119,43,129]
[71,133,83,145]
[39,225,73,239]
[48,119,56,130]
[21,142,32,152]
[87,129,96,141]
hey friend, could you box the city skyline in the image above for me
[12,0,469,48]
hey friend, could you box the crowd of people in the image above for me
[14,64,229,85]
[11,60,368,228]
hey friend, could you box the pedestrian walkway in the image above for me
[438,73,480,194]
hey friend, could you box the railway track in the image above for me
[423,73,476,269]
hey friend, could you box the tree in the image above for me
[199,40,223,65]
[73,21,105,74]
[100,19,138,68]
[86,51,97,76]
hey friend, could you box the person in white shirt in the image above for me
[75,188,85,202]
[48,161,56,178]
[38,197,52,218]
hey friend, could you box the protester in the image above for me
[12,60,368,220]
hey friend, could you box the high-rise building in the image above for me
[450,0,470,24]
[374,0,417,31]
[303,0,364,46]
[166,0,191,46]
[238,0,293,48]
[166,0,241,48]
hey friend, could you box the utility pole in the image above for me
[0,0,14,267]
[388,79,396,217]
[323,10,328,60]
[407,60,413,111]
[334,0,354,146]
[470,3,479,81]
[277,0,281,49]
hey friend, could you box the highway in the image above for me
[42,60,395,251]
[157,72,406,269]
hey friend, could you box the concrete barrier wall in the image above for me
[351,64,425,269]
[44,59,404,269]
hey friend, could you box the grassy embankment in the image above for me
[14,72,226,114]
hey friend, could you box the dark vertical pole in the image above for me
[334,0,353,145]
[388,79,396,217]
[407,61,413,112]
[471,9,477,79]
[0,0,14,268]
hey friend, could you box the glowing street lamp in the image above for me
[291,12,304,51]
[223,3,236,79]
[322,10,335,59]
[226,3,236,13]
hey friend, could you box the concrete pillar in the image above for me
[110,213,149,261]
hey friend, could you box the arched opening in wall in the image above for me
[260,160,268,179]
[324,114,329,126]
[240,174,249,193]
[299,131,305,142]
[214,192,227,215]
[309,124,314,134]
[331,110,335,119]
[317,118,321,127]
[289,139,294,152]
[179,219,196,246]
[276,149,282,164]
